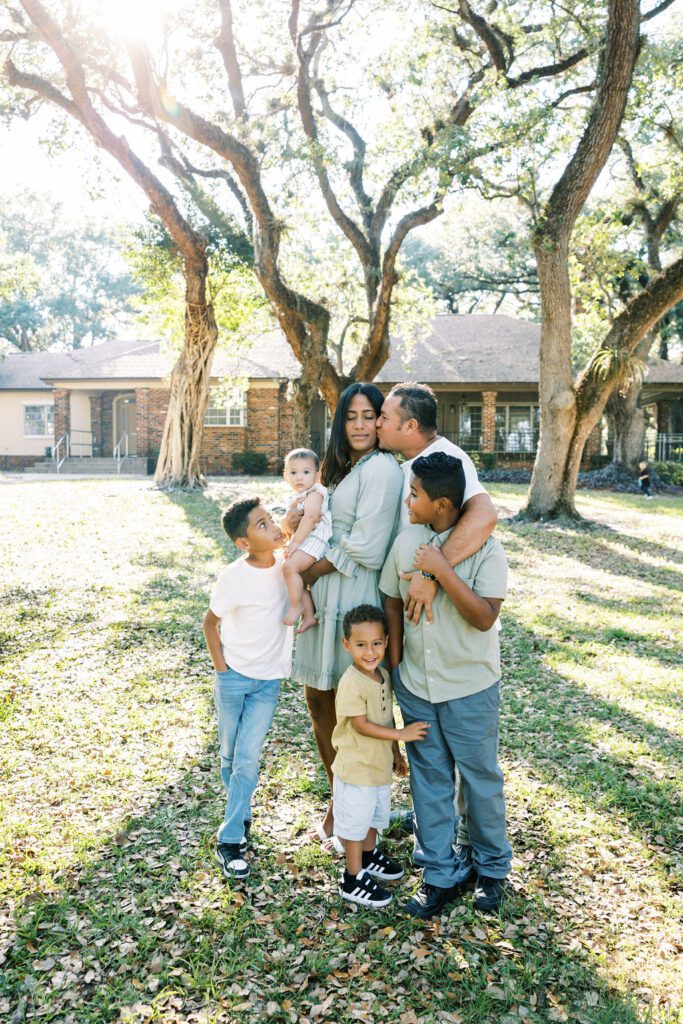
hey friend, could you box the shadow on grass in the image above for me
[503,525,683,593]
[532,610,682,672]
[500,612,682,873]
[2,678,661,1024]
[2,490,679,1023]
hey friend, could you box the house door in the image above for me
[114,395,138,456]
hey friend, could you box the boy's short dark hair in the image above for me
[222,496,261,541]
[388,382,438,433]
[285,447,320,470]
[343,604,387,640]
[412,452,466,511]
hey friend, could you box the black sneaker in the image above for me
[215,843,250,880]
[362,847,405,881]
[340,870,393,908]
[473,875,505,912]
[405,881,459,919]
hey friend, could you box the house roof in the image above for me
[0,333,300,388]
[377,314,541,384]
[1,316,680,392]
[0,348,74,390]
[643,358,683,384]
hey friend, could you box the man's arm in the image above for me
[384,595,404,670]
[404,492,497,625]
[202,608,228,672]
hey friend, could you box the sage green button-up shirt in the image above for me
[379,526,508,704]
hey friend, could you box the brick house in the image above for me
[1,314,681,473]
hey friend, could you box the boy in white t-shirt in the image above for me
[203,497,293,881]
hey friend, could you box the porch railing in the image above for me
[114,433,129,474]
[441,429,539,455]
[643,433,683,463]
[52,433,69,472]
[69,429,94,457]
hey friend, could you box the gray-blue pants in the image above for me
[393,670,511,888]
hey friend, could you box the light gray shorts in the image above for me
[333,776,392,841]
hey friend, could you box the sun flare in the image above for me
[100,0,174,43]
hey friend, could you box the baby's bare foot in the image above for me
[296,611,318,634]
[283,603,304,627]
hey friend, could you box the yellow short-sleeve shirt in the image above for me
[331,664,394,786]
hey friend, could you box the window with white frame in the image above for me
[205,387,247,427]
[495,404,540,452]
[24,404,54,437]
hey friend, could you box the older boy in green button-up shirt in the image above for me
[379,451,512,919]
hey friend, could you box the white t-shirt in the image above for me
[399,436,486,530]
[210,554,293,679]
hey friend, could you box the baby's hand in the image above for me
[285,541,299,559]
[400,721,430,742]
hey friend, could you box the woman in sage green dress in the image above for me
[293,382,403,844]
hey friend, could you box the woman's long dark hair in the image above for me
[320,382,385,488]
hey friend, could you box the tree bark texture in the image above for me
[155,258,218,487]
[8,0,219,488]
[524,0,641,518]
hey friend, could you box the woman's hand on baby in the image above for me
[400,721,430,742]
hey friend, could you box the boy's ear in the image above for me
[342,637,351,652]
[234,537,249,551]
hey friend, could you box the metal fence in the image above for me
[643,433,683,462]
[441,429,539,455]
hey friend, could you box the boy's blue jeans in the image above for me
[393,669,511,889]
[214,668,280,846]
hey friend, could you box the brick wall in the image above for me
[89,395,103,456]
[481,391,497,452]
[137,388,170,459]
[53,389,70,442]
[0,455,43,471]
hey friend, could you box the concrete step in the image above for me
[24,458,149,476]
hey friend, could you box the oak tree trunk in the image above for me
[155,258,217,488]
[607,383,647,471]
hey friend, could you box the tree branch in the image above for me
[216,0,247,121]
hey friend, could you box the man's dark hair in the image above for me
[221,496,261,542]
[412,452,466,511]
[388,382,437,433]
[285,447,320,470]
[343,603,387,640]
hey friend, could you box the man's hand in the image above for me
[413,544,450,578]
[399,570,438,625]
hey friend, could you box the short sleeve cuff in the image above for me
[328,541,359,578]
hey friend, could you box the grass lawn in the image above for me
[0,477,681,1024]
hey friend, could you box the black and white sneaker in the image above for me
[216,843,250,880]
[473,875,505,912]
[340,870,393,908]
[239,820,252,855]
[362,847,404,881]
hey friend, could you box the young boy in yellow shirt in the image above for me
[331,604,429,908]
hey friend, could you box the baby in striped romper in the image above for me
[281,448,333,634]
